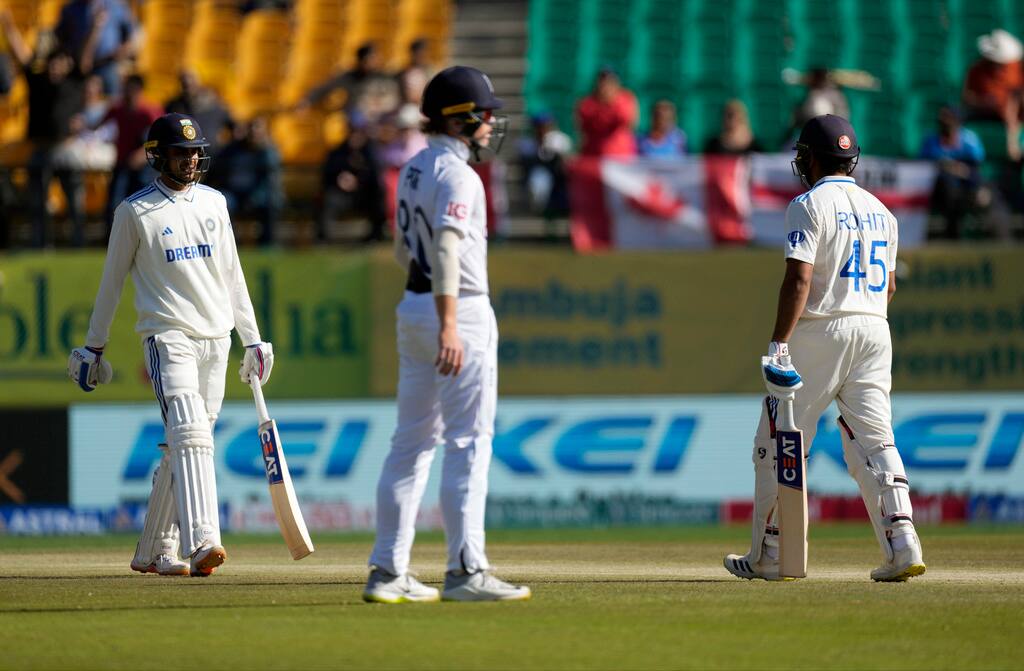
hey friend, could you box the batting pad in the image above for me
[133,443,180,564]
[166,393,221,557]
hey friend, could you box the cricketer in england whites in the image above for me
[362,66,531,603]
[724,114,926,582]
[67,113,274,577]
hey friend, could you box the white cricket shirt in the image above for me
[396,135,489,295]
[85,180,261,347]
[784,175,898,320]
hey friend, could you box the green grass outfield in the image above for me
[2,525,1023,670]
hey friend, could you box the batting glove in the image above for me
[67,346,113,392]
[761,341,803,400]
[240,341,274,385]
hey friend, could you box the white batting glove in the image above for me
[67,346,113,392]
[240,341,274,385]
[761,341,803,400]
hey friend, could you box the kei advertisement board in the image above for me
[70,394,1024,529]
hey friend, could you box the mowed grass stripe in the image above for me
[1,525,1022,670]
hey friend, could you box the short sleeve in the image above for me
[888,212,899,269]
[433,167,479,237]
[784,199,819,264]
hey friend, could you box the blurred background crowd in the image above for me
[1,0,1023,248]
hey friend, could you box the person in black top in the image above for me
[1,8,101,247]
[317,113,387,243]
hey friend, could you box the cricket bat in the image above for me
[250,378,314,560]
[775,396,807,578]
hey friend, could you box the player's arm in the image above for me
[223,209,274,385]
[69,203,139,391]
[431,172,474,377]
[887,272,896,304]
[770,259,813,343]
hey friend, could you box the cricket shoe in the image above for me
[441,570,531,602]
[131,554,189,576]
[723,553,792,581]
[362,567,440,603]
[190,544,227,577]
[871,537,926,582]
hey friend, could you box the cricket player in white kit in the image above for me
[363,66,530,603]
[724,115,926,582]
[67,113,274,577]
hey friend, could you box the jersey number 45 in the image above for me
[839,240,887,292]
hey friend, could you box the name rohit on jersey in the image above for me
[165,243,213,263]
[836,211,889,231]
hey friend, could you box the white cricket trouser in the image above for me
[764,314,895,448]
[370,291,498,575]
[143,330,230,556]
[748,314,897,560]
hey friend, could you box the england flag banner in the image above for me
[570,154,936,251]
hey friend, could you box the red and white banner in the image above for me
[570,155,936,252]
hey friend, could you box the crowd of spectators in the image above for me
[0,0,436,249]
[514,28,1024,241]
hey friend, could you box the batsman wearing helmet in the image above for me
[67,113,274,577]
[362,66,530,603]
[724,114,926,582]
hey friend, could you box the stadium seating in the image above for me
[525,0,1024,157]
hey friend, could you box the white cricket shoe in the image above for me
[871,537,926,582]
[131,554,189,576]
[190,544,227,577]
[362,567,440,604]
[723,552,792,581]
[441,570,531,602]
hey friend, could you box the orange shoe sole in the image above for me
[190,547,227,577]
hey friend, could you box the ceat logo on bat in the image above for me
[446,202,468,220]
[260,428,284,485]
[837,135,852,150]
[777,433,804,490]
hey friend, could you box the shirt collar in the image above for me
[428,134,471,161]
[813,175,856,187]
[153,178,197,202]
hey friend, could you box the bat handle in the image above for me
[778,396,797,432]
[249,377,271,425]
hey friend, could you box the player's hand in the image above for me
[240,342,274,385]
[436,325,463,376]
[67,346,113,392]
[761,341,803,400]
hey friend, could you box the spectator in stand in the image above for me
[962,29,1024,160]
[299,42,401,123]
[164,70,233,156]
[379,103,428,169]
[788,68,850,142]
[704,99,764,155]
[919,106,989,239]
[576,67,638,157]
[206,117,282,246]
[101,73,163,228]
[517,112,572,219]
[53,73,116,173]
[397,38,434,106]
[638,99,686,159]
[1,8,100,247]
[56,0,136,96]
[317,112,387,243]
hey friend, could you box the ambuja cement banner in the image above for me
[70,394,1024,528]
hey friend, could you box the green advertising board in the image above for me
[3,244,1022,406]
[0,251,370,405]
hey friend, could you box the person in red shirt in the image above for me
[962,29,1024,159]
[576,68,638,158]
[102,73,163,228]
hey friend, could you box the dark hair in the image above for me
[356,43,376,61]
[817,155,856,175]
[410,38,427,53]
[422,115,448,134]
[126,73,145,88]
